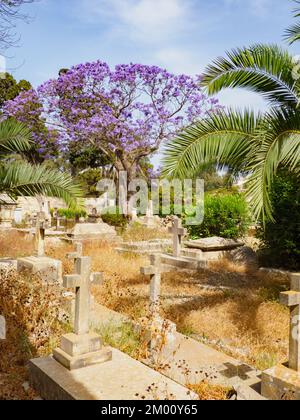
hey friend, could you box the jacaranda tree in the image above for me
[4,61,220,182]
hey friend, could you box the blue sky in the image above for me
[7,0,298,112]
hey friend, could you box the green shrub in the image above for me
[50,208,87,220]
[257,173,300,271]
[101,207,129,229]
[185,192,250,239]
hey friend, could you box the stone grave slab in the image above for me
[29,348,196,400]
[67,223,118,242]
[184,237,244,261]
[17,256,63,284]
[160,254,208,271]
[115,239,172,255]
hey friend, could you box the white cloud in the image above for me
[77,0,191,43]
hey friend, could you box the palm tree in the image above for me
[285,0,300,44]
[0,119,83,207]
[162,44,300,222]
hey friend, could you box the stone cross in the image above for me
[35,211,47,257]
[141,254,171,319]
[64,245,104,336]
[168,217,187,258]
[0,315,6,340]
[280,273,300,372]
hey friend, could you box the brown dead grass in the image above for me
[0,269,68,400]
[82,242,290,371]
[188,382,234,401]
[0,230,35,258]
[122,224,170,242]
[0,231,291,399]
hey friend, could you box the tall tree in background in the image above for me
[0,72,31,109]
[0,0,35,51]
[4,61,221,184]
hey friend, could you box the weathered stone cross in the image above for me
[64,243,104,336]
[0,315,6,340]
[168,217,187,258]
[280,273,300,372]
[35,211,47,257]
[141,254,172,319]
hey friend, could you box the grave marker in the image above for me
[280,273,300,372]
[53,245,111,370]
[0,315,6,340]
[168,217,187,257]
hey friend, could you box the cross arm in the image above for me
[91,272,104,286]
[63,274,81,289]
[141,264,173,276]
[280,291,300,307]
[168,227,187,236]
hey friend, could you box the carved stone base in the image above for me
[261,364,300,400]
[53,332,112,370]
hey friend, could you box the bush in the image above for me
[257,173,300,271]
[101,207,129,229]
[50,208,87,220]
[185,192,250,239]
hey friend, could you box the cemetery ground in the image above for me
[0,229,290,400]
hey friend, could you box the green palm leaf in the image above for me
[201,45,298,107]
[0,162,83,208]
[245,107,300,221]
[162,109,262,178]
[0,119,31,155]
[285,1,300,44]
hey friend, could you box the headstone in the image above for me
[0,315,6,340]
[17,211,63,284]
[280,273,300,372]
[262,273,300,400]
[140,254,176,351]
[35,211,47,257]
[53,245,112,370]
[168,217,187,258]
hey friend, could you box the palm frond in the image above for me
[0,162,83,208]
[246,107,300,221]
[162,109,261,178]
[285,0,300,44]
[201,45,298,107]
[0,119,31,155]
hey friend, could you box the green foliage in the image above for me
[0,119,83,207]
[257,172,300,270]
[101,207,129,229]
[162,44,300,223]
[185,192,250,239]
[0,73,31,108]
[50,208,87,220]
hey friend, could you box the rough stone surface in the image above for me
[116,239,172,255]
[29,350,197,400]
[68,223,118,241]
[185,237,244,251]
[261,364,300,400]
[160,254,208,271]
[17,256,63,284]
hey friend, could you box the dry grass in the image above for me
[122,224,170,242]
[0,230,35,258]
[188,382,234,401]
[84,242,290,371]
[0,230,292,399]
[0,269,69,400]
